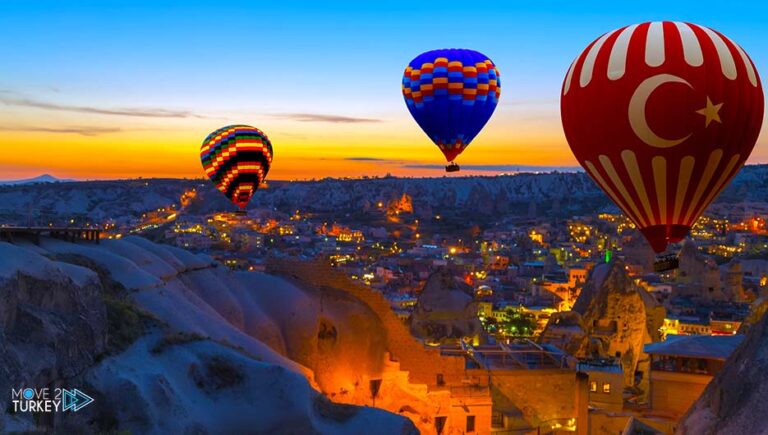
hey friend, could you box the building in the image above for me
[643,335,744,419]
[520,261,545,278]
[441,341,588,434]
[661,314,711,337]
[577,359,624,412]
[477,301,494,320]
[709,317,742,335]
[567,267,588,287]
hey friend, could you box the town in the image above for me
[2,168,768,433]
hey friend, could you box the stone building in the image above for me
[644,335,743,420]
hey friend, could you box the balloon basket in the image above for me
[653,253,679,272]
[445,162,460,172]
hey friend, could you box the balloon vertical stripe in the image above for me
[651,156,667,224]
[683,149,723,225]
[672,157,695,224]
[621,150,656,225]
[562,21,763,253]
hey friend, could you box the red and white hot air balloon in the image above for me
[561,21,763,255]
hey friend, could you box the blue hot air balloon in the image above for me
[402,49,501,172]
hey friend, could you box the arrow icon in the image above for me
[62,389,94,412]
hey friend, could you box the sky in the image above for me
[0,0,766,180]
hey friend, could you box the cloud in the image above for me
[331,158,583,173]
[0,125,122,136]
[270,113,383,123]
[0,96,206,118]
[401,163,583,173]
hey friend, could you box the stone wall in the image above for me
[480,368,581,428]
[650,371,711,419]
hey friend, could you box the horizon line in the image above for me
[5,162,768,184]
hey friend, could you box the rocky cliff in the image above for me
[677,310,768,435]
[0,237,417,434]
[0,243,107,430]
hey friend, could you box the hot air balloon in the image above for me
[402,49,501,172]
[200,125,273,210]
[561,22,763,268]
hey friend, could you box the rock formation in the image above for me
[387,193,413,217]
[721,260,747,302]
[677,310,768,435]
[542,260,664,392]
[619,233,656,272]
[0,238,417,434]
[409,268,483,343]
[0,243,107,428]
[740,297,768,334]
[538,311,589,356]
[676,240,725,301]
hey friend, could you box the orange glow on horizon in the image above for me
[0,122,581,180]
[3,108,766,180]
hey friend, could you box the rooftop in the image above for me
[441,340,574,371]
[577,359,623,374]
[644,335,744,360]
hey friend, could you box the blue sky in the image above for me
[0,1,766,179]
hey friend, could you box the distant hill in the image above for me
[0,165,766,225]
[0,174,74,186]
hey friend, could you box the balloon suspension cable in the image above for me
[445,162,460,173]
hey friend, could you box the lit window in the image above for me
[590,381,597,392]
[602,383,611,394]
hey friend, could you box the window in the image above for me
[491,411,504,428]
[436,374,445,386]
[435,416,447,435]
[589,381,597,392]
[602,382,611,394]
[466,415,476,433]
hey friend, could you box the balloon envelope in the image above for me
[200,125,273,209]
[561,21,763,253]
[402,49,501,163]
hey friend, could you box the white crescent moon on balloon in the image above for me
[628,73,693,148]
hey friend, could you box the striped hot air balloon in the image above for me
[561,21,763,254]
[200,125,273,209]
[402,49,501,172]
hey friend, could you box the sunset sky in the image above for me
[1,1,766,180]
